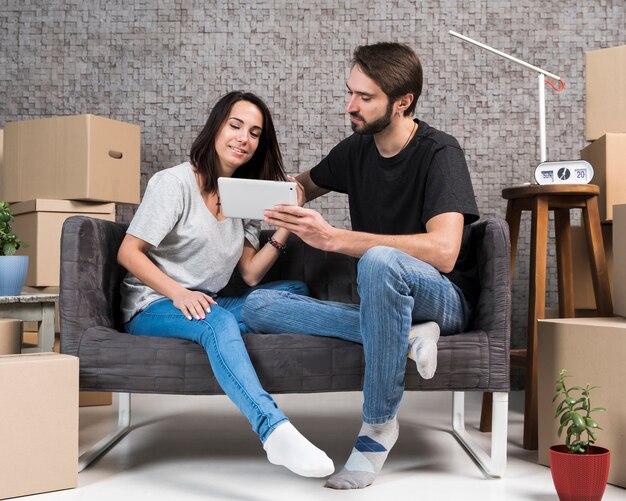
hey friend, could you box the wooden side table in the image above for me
[480,184,612,450]
[0,293,58,353]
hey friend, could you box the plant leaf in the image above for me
[571,412,585,428]
[2,242,16,256]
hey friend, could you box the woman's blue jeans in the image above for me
[124,280,309,442]
[242,246,472,425]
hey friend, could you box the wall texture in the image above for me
[1,0,624,386]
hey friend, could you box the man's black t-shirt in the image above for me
[310,119,480,305]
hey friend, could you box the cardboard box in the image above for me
[79,390,113,407]
[0,353,78,499]
[571,223,613,310]
[538,317,626,488]
[11,199,115,286]
[0,319,21,355]
[1,114,140,204]
[18,334,111,406]
[581,133,626,221]
[586,45,626,140]
[613,204,626,317]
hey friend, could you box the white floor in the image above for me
[24,391,624,501]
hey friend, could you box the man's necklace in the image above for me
[399,121,417,153]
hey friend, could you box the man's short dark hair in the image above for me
[352,42,423,116]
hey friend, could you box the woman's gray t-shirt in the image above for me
[120,162,261,323]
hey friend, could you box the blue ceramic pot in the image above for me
[0,255,29,296]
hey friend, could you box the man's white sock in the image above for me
[263,421,334,477]
[408,321,440,379]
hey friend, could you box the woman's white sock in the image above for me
[263,421,334,477]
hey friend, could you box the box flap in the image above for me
[10,199,115,215]
[0,352,78,365]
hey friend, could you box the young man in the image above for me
[242,42,479,489]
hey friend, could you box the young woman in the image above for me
[117,91,334,478]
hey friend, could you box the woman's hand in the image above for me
[171,289,218,321]
[288,176,306,207]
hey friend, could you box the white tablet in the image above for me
[218,177,298,220]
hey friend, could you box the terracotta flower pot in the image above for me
[549,445,610,501]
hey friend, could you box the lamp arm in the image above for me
[449,30,562,81]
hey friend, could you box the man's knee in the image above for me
[241,290,273,329]
[358,246,403,283]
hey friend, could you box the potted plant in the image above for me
[0,201,28,296]
[549,369,610,501]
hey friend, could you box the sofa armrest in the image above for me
[60,216,128,356]
[470,218,511,390]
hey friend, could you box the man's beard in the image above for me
[350,100,394,135]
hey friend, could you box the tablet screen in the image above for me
[218,177,298,220]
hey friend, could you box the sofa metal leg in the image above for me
[452,391,508,477]
[78,393,132,472]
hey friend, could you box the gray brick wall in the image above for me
[2,1,624,387]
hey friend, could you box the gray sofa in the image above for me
[60,215,510,475]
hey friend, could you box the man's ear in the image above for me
[396,93,415,116]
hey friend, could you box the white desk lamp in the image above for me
[449,30,593,184]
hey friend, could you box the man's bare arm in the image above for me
[264,206,464,273]
[328,213,464,272]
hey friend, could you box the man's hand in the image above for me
[171,289,218,321]
[287,176,306,207]
[264,205,336,251]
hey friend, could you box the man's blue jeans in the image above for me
[124,280,309,442]
[242,246,472,424]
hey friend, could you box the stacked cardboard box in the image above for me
[538,317,626,488]
[1,114,140,204]
[0,319,21,355]
[583,45,626,221]
[11,199,116,286]
[0,353,79,499]
[581,133,626,221]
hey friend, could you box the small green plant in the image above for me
[0,201,25,256]
[553,369,606,454]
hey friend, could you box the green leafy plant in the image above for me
[0,201,25,256]
[553,369,606,454]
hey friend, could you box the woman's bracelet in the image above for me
[267,237,287,254]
